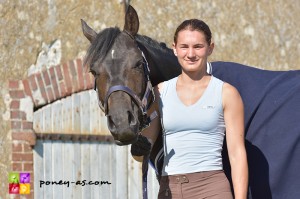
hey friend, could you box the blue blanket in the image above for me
[212,62,300,199]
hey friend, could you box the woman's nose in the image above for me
[187,47,195,57]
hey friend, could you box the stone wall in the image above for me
[1,0,300,198]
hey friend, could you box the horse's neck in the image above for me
[136,36,181,86]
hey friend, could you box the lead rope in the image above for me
[139,48,156,199]
[142,154,149,199]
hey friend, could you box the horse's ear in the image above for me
[81,19,97,43]
[123,5,139,36]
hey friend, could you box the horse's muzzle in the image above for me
[114,136,138,146]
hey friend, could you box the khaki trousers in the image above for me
[158,170,233,199]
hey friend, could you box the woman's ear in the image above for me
[208,42,215,56]
[172,43,177,56]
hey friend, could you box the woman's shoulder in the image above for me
[222,82,239,94]
[211,76,238,93]
[222,82,243,107]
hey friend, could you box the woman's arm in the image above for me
[223,83,248,199]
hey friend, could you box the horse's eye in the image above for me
[134,60,144,70]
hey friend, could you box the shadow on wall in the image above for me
[223,140,272,199]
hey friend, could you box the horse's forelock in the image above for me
[84,27,121,69]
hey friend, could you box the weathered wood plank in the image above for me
[73,142,82,198]
[81,143,91,198]
[44,105,52,133]
[52,141,63,198]
[33,108,44,132]
[61,97,73,133]
[80,91,91,134]
[90,90,101,135]
[127,150,142,199]
[115,145,128,198]
[62,141,75,198]
[72,94,81,133]
[43,140,53,199]
[52,100,62,132]
[89,143,100,199]
[148,165,160,198]
[98,143,113,198]
[33,140,44,198]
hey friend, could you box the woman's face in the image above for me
[173,29,214,73]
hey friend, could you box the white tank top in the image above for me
[158,76,225,176]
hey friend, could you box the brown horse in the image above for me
[81,6,180,147]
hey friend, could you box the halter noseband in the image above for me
[94,46,156,131]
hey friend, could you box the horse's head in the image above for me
[81,6,154,145]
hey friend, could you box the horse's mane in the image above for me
[136,34,173,56]
[136,34,181,85]
[84,27,121,68]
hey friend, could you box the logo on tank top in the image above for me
[201,105,215,109]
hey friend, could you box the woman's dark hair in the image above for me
[173,19,212,45]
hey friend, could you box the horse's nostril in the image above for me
[107,115,117,133]
[128,111,137,126]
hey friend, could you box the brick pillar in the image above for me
[9,80,35,199]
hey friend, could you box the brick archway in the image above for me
[8,58,94,198]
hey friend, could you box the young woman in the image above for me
[133,19,248,199]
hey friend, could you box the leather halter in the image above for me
[94,43,156,131]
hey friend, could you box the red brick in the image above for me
[10,110,26,120]
[23,143,33,152]
[42,70,51,86]
[59,81,67,97]
[81,58,89,73]
[85,73,94,90]
[76,59,84,91]
[69,60,77,76]
[30,178,34,188]
[46,87,54,102]
[12,143,22,152]
[21,191,34,199]
[69,60,79,92]
[12,153,33,162]
[55,64,63,81]
[12,162,22,171]
[24,162,33,171]
[13,195,21,199]
[9,90,25,99]
[28,75,38,91]
[11,121,22,129]
[10,100,20,110]
[29,172,34,182]
[12,132,36,146]
[36,73,48,102]
[62,63,72,95]
[49,67,59,99]
[22,79,33,99]
[9,80,20,89]
[22,121,33,130]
